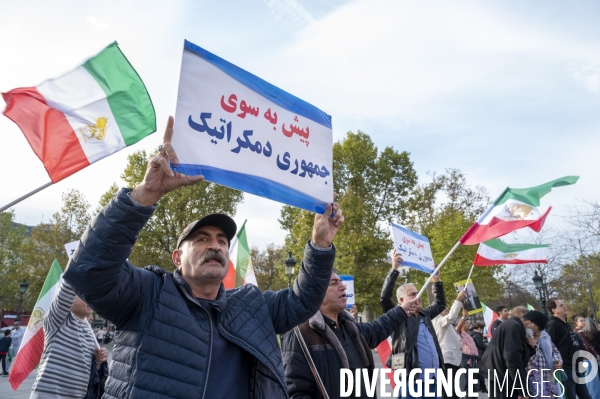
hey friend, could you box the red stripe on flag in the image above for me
[459,207,551,245]
[474,254,548,266]
[222,259,236,289]
[2,87,90,182]
[376,338,395,390]
[8,328,45,390]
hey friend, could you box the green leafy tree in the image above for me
[98,150,244,268]
[404,169,503,306]
[279,131,418,315]
[17,189,92,311]
[251,244,288,291]
[0,211,29,312]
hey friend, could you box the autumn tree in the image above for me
[279,131,417,315]
[98,150,244,268]
[17,189,92,311]
[0,211,29,311]
[251,244,288,291]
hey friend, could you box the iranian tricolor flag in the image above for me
[459,176,579,245]
[9,259,63,390]
[474,238,549,266]
[2,42,155,183]
[223,220,258,289]
[481,302,499,340]
[527,304,536,310]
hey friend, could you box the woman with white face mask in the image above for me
[523,311,563,399]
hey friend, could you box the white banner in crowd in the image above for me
[172,40,333,213]
[340,275,355,309]
[64,240,78,260]
[390,222,435,274]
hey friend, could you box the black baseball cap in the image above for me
[176,214,237,248]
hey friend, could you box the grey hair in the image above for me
[396,283,416,303]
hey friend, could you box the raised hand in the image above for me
[456,290,467,302]
[130,116,205,206]
[401,297,419,315]
[392,249,403,270]
[312,202,344,248]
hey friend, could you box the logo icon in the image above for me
[573,350,598,384]
[79,117,108,142]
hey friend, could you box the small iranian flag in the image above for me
[481,302,499,340]
[223,220,258,289]
[2,42,155,183]
[460,176,579,245]
[375,337,396,390]
[527,303,536,310]
[473,238,549,266]
[9,259,63,390]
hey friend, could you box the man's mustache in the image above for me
[200,249,227,268]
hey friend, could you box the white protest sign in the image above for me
[390,222,435,274]
[64,240,79,260]
[173,40,333,213]
[340,275,355,308]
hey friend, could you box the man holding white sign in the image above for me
[64,117,344,399]
[380,250,447,399]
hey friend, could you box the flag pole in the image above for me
[0,181,53,213]
[465,264,475,283]
[417,241,461,299]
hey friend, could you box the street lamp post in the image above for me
[16,279,29,321]
[506,281,514,308]
[284,251,296,288]
[532,271,547,316]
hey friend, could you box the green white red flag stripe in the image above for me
[459,176,579,245]
[9,259,63,390]
[474,238,549,266]
[481,302,499,340]
[527,304,536,310]
[224,220,257,289]
[2,42,155,183]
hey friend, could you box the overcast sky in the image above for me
[1,0,599,252]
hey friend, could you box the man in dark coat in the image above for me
[545,298,592,399]
[282,272,417,398]
[64,118,345,399]
[380,268,446,399]
[480,315,536,399]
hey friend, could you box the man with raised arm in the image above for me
[64,117,344,399]
[381,251,446,399]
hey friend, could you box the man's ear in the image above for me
[172,249,182,268]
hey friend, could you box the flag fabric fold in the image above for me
[481,302,499,340]
[224,220,257,289]
[9,260,63,390]
[459,176,579,245]
[474,238,549,266]
[2,42,156,183]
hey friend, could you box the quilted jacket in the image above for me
[64,188,335,399]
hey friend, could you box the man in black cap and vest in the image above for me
[64,117,345,399]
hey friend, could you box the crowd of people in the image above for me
[5,119,599,399]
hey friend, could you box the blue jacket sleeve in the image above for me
[63,188,160,328]
[263,241,335,334]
